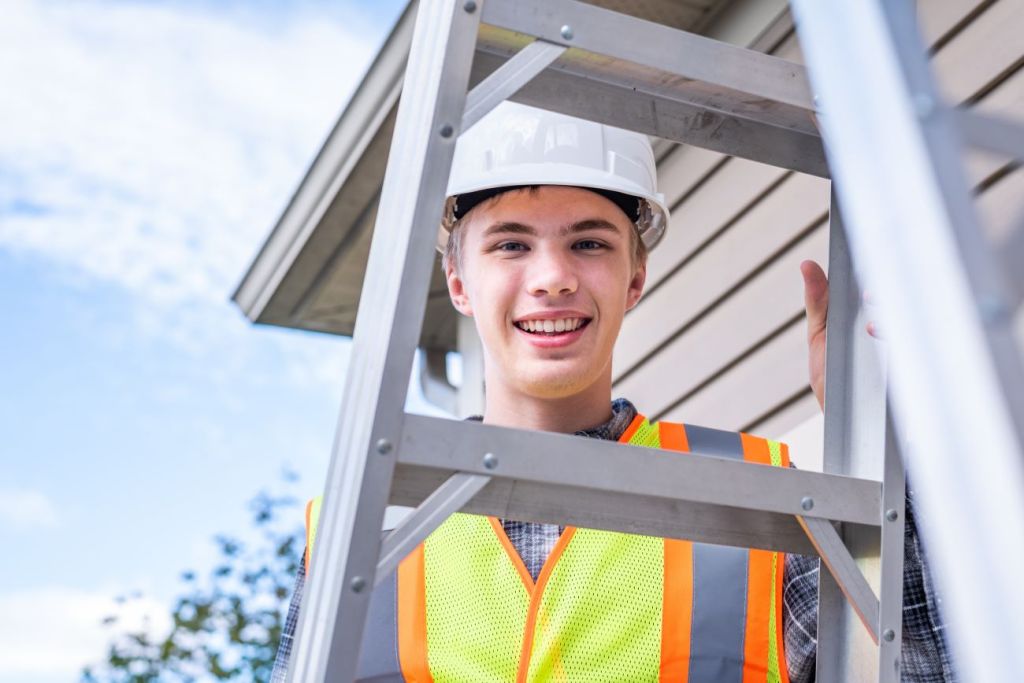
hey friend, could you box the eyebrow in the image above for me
[481,218,624,239]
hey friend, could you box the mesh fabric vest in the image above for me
[305,415,791,682]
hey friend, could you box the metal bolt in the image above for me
[913,92,935,119]
[463,0,477,12]
[350,576,366,593]
[439,123,454,139]
[560,24,574,40]
[801,496,814,512]
[883,628,896,642]
[376,438,392,455]
[885,508,899,522]
[813,94,822,110]
[483,452,499,470]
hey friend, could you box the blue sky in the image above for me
[0,0,414,679]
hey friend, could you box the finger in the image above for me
[800,260,829,336]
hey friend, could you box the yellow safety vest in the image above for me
[306,415,790,683]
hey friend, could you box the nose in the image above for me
[526,245,578,297]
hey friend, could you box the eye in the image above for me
[573,239,605,251]
[495,241,528,252]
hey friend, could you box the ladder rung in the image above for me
[473,0,828,177]
[392,463,817,554]
[398,413,882,526]
[483,0,814,113]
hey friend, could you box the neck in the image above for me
[481,369,614,434]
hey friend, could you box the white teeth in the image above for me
[517,318,586,333]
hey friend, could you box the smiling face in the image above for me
[446,185,647,404]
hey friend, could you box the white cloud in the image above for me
[0,585,170,678]
[0,488,59,529]
[0,0,377,390]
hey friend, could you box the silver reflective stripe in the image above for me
[686,423,749,683]
[684,424,744,459]
[356,567,404,682]
[689,543,749,683]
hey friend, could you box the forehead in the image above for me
[463,185,632,238]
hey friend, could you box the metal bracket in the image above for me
[376,472,491,585]
[797,515,880,644]
[463,39,566,132]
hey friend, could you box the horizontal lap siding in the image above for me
[615,0,1024,439]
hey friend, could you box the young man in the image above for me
[273,103,953,682]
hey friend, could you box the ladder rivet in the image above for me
[350,576,366,593]
[376,438,393,455]
[801,496,814,511]
[463,0,477,13]
[886,508,899,522]
[483,452,499,470]
[439,123,454,139]
[883,628,896,642]
[560,24,574,41]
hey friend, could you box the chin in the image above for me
[513,362,602,400]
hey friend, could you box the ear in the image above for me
[625,260,647,311]
[446,264,474,317]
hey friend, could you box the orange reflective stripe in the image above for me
[489,516,536,592]
[658,421,690,453]
[743,548,774,682]
[740,432,771,466]
[661,539,693,683]
[398,544,434,683]
[619,413,646,445]
[741,434,771,681]
[740,433,786,682]
[657,420,692,682]
[515,527,578,683]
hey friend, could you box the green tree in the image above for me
[82,478,304,683]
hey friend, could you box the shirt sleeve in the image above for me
[781,489,957,682]
[271,553,306,683]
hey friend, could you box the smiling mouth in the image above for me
[514,317,591,335]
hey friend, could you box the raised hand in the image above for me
[800,260,829,411]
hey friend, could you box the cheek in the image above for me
[465,268,516,323]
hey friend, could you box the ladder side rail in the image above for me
[878,409,907,683]
[288,2,481,681]
[791,1,1024,680]
[815,192,890,682]
[957,109,1024,308]
[400,413,882,525]
[850,0,1024,462]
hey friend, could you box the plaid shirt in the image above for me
[272,400,954,681]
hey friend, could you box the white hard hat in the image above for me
[438,102,669,251]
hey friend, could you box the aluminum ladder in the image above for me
[287,1,1024,681]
